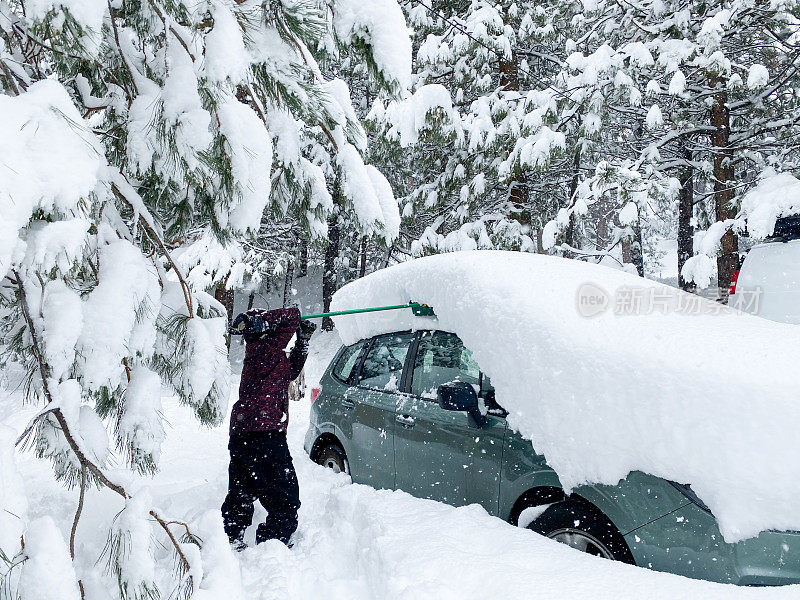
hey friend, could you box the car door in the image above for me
[347,331,415,490]
[321,337,367,437]
[394,331,507,514]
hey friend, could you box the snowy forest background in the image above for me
[2,0,800,598]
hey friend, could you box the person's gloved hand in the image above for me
[231,310,273,337]
[231,312,250,335]
[297,319,316,340]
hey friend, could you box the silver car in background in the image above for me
[731,215,800,324]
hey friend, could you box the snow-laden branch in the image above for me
[109,172,195,319]
[11,270,195,595]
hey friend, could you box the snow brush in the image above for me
[230,302,435,335]
[300,301,435,320]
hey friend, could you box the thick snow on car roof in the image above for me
[331,250,800,543]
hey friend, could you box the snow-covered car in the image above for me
[730,215,800,324]
[304,251,800,586]
[304,329,800,586]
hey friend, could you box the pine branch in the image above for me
[166,521,197,542]
[54,406,128,497]
[12,269,126,495]
[15,405,59,447]
[70,464,87,599]
[107,0,139,97]
[0,59,23,95]
[148,1,196,62]
[110,179,195,319]
[9,22,88,63]
[13,270,196,596]
[12,271,53,385]
[69,464,87,559]
[148,511,192,579]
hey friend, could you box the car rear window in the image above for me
[768,215,800,241]
[332,340,366,382]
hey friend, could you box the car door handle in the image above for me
[342,398,355,409]
[396,414,415,428]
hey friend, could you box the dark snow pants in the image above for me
[221,431,300,546]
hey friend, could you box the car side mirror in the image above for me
[437,381,486,428]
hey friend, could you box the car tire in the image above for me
[528,500,635,564]
[315,443,349,475]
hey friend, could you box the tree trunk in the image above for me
[620,220,644,276]
[632,219,644,277]
[677,146,696,292]
[298,239,308,278]
[282,262,294,308]
[563,217,575,252]
[595,200,609,250]
[214,281,235,348]
[500,53,531,241]
[563,144,582,252]
[359,236,368,278]
[322,190,340,331]
[499,56,519,93]
[710,74,738,302]
[510,177,530,230]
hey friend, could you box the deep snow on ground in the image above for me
[331,251,800,542]
[2,330,799,599]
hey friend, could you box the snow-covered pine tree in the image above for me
[370,0,660,264]
[0,0,408,597]
[539,0,800,288]
[188,0,410,328]
[665,0,800,295]
[370,0,800,283]
[300,0,409,326]
[368,0,573,255]
[545,9,683,274]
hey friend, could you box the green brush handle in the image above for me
[301,301,434,320]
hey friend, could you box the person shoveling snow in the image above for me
[222,308,315,550]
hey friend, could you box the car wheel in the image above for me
[528,500,635,564]
[315,443,349,475]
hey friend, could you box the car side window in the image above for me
[358,332,415,392]
[332,340,366,382]
[411,331,481,399]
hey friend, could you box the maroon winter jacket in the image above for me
[230,308,307,434]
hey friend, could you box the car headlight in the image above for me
[668,481,712,513]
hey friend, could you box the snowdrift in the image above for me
[331,251,800,542]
